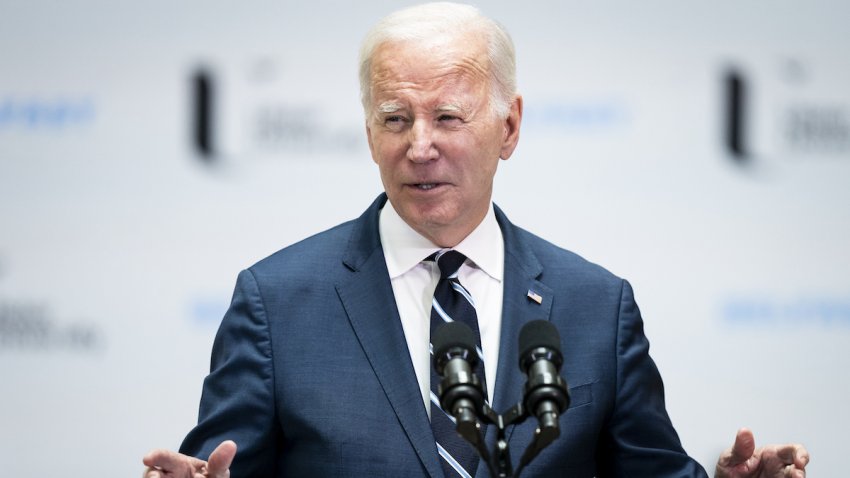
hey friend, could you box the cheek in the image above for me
[369,135,389,164]
[374,134,406,160]
[460,136,500,176]
[371,139,406,182]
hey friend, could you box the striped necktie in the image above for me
[428,249,487,478]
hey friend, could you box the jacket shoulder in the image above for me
[247,219,358,281]
[512,225,625,288]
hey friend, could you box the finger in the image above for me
[724,428,756,467]
[207,440,238,478]
[144,449,210,478]
[794,444,810,468]
[144,448,208,470]
[774,444,810,469]
[784,464,805,478]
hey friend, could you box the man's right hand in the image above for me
[143,440,237,478]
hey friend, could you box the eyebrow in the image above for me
[435,104,464,114]
[377,102,404,113]
[375,102,468,116]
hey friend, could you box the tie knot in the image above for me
[430,249,467,279]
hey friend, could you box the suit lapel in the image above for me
[335,195,443,478]
[487,206,554,455]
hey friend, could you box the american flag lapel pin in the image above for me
[527,290,543,304]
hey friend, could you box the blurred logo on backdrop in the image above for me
[0,300,104,352]
[722,58,850,165]
[188,296,229,327]
[0,257,103,353]
[188,60,364,164]
[0,96,95,131]
[722,294,850,327]
[523,98,630,133]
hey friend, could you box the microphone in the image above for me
[518,320,570,430]
[432,321,486,426]
[430,320,570,478]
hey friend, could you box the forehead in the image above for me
[369,37,490,103]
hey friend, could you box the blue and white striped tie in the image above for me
[428,249,487,478]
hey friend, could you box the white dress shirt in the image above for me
[378,200,504,415]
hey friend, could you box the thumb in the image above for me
[727,428,757,467]
[207,440,237,478]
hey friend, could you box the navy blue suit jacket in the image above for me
[181,194,708,477]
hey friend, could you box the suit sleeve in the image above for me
[179,268,280,476]
[597,280,708,477]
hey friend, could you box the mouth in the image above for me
[406,181,448,191]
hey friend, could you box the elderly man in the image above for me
[144,3,808,477]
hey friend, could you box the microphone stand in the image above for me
[434,321,569,478]
[447,383,569,478]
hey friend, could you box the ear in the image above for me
[499,94,523,160]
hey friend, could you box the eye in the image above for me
[438,114,463,125]
[383,115,407,131]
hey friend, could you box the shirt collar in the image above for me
[379,199,504,282]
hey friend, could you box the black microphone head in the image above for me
[433,322,478,376]
[519,320,563,374]
[519,320,570,416]
[432,321,477,360]
[432,321,486,416]
[519,320,562,358]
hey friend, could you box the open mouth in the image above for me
[415,183,438,190]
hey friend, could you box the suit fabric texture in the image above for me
[180,194,708,477]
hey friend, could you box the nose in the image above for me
[407,119,438,163]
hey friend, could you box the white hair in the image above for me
[358,2,517,119]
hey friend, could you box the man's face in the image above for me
[365,35,522,247]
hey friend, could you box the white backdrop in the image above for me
[1,1,848,475]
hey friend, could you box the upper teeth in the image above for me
[418,184,436,190]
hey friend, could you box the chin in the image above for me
[411,207,457,228]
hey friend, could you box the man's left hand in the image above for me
[715,428,809,478]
